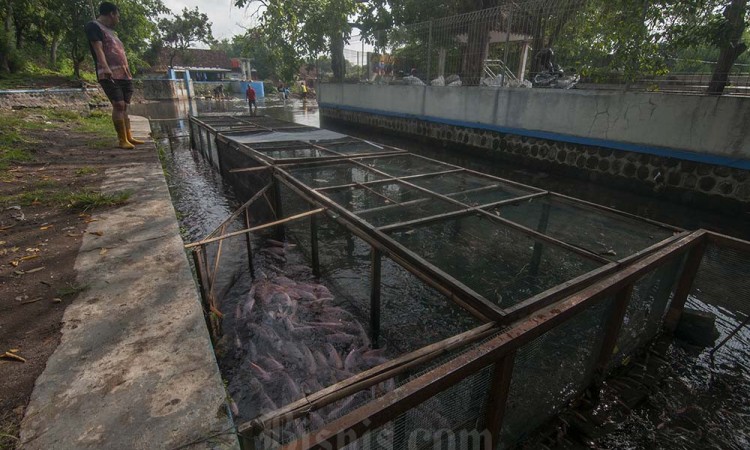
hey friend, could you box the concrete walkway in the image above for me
[19,117,239,449]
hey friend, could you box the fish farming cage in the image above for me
[185,114,735,448]
[682,233,750,362]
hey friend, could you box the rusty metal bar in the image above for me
[593,284,633,374]
[370,248,383,349]
[528,202,551,277]
[707,230,750,252]
[663,236,708,332]
[484,351,517,449]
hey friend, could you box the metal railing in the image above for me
[329,0,750,95]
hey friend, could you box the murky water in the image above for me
[138,95,749,449]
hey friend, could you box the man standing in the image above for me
[246,84,257,116]
[85,2,144,149]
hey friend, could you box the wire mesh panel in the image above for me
[686,239,750,358]
[609,253,687,368]
[379,256,484,354]
[339,0,750,93]
[490,196,676,261]
[387,214,604,309]
[499,296,614,448]
[408,171,538,207]
[324,180,465,228]
[397,365,494,449]
[287,162,390,189]
[688,241,750,319]
[256,146,336,161]
[357,154,457,177]
[320,139,395,156]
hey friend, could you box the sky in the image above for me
[162,0,257,43]
[160,0,372,55]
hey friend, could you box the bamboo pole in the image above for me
[244,207,255,278]
[185,209,326,249]
[310,209,321,278]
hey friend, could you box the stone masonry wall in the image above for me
[320,107,750,212]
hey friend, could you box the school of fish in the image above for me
[228,238,395,433]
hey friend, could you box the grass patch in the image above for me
[0,113,36,170]
[66,190,131,211]
[56,282,89,298]
[75,167,97,176]
[0,410,20,450]
[0,184,131,210]
[0,108,119,173]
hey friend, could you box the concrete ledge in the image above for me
[19,117,239,449]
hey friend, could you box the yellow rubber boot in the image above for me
[126,118,145,145]
[113,119,135,149]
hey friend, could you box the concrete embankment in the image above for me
[18,117,238,449]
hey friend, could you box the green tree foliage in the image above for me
[227,30,282,80]
[233,0,365,81]
[0,0,167,77]
[157,7,214,69]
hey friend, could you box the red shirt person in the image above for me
[246,85,257,115]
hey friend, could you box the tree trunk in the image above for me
[330,32,344,81]
[707,0,748,95]
[49,33,60,67]
[14,26,22,49]
[0,1,12,72]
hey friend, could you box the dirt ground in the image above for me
[0,107,153,448]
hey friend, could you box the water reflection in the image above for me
[130,95,319,127]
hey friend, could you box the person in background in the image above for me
[300,81,308,101]
[85,2,144,149]
[246,84,257,115]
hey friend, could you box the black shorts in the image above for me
[99,79,134,104]
[248,100,256,106]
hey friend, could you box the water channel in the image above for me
[131,94,749,449]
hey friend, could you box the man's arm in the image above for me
[90,41,112,80]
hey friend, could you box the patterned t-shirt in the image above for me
[84,20,132,80]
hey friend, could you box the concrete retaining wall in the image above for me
[142,79,190,101]
[0,88,104,109]
[320,84,750,165]
[319,84,750,210]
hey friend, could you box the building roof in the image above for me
[152,48,232,72]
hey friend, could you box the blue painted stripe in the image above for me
[319,102,750,170]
